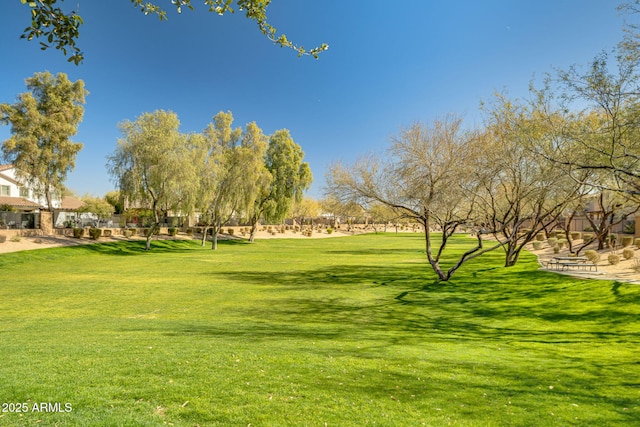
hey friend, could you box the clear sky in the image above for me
[0,1,628,198]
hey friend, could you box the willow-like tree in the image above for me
[193,112,270,250]
[0,71,86,211]
[247,129,312,242]
[107,110,196,251]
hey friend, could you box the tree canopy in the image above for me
[327,116,504,282]
[107,110,196,250]
[18,0,328,64]
[1,71,86,211]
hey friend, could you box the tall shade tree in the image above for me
[18,0,328,64]
[327,116,502,282]
[107,110,196,251]
[535,48,640,197]
[247,129,312,242]
[235,120,271,240]
[195,111,242,250]
[0,71,86,211]
[194,111,269,250]
[475,96,588,267]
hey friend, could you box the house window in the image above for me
[0,185,10,196]
[20,187,29,198]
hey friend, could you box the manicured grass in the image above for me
[0,233,638,426]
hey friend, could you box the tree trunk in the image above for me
[145,223,159,251]
[248,222,258,243]
[422,217,448,281]
[504,241,521,267]
[211,229,218,250]
[201,226,208,247]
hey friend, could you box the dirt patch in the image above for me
[531,241,640,284]
[0,228,360,254]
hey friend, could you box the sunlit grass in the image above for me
[0,234,638,426]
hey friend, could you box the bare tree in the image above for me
[475,96,588,266]
[327,116,502,282]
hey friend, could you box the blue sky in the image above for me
[0,1,628,198]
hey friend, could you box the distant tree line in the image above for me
[106,110,311,251]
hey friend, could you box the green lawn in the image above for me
[0,233,638,426]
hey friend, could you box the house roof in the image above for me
[59,196,85,211]
[0,164,13,172]
[0,196,43,210]
[0,172,20,186]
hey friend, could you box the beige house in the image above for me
[0,164,83,231]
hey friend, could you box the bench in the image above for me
[559,262,598,272]
[546,258,598,272]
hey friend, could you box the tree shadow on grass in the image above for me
[198,262,640,346]
[64,239,205,256]
[211,263,433,290]
[325,248,425,256]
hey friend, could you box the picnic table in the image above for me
[546,256,598,272]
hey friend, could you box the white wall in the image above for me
[0,166,62,208]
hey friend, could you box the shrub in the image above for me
[584,250,600,264]
[0,235,6,243]
[34,238,43,244]
[624,221,635,234]
[622,236,634,247]
[227,228,234,235]
[553,245,560,254]
[168,227,178,236]
[623,247,635,260]
[583,233,593,243]
[535,233,545,241]
[72,228,84,238]
[532,241,543,250]
[102,229,112,238]
[123,229,134,238]
[571,232,582,241]
[326,228,334,234]
[608,254,621,265]
[10,235,21,242]
[635,238,640,248]
[89,228,102,240]
[186,228,194,236]
[547,237,558,247]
